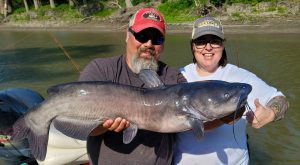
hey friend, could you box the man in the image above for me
[79,8,186,165]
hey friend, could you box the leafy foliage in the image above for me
[92,8,117,17]
[2,0,297,23]
[131,0,152,6]
[12,7,26,14]
[158,0,195,22]
[225,0,278,5]
[211,0,226,7]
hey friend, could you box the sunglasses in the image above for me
[129,27,165,45]
[193,39,223,49]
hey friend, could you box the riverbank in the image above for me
[0,15,299,34]
[1,1,299,34]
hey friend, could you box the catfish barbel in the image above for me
[12,80,251,161]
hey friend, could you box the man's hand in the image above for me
[246,99,275,129]
[89,117,130,136]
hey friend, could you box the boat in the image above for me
[0,88,89,165]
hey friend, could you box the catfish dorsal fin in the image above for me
[47,81,115,95]
[139,69,165,88]
[47,83,71,95]
[47,82,83,95]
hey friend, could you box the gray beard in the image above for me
[131,50,158,74]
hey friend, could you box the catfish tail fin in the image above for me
[11,117,49,161]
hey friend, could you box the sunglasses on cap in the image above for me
[129,27,165,45]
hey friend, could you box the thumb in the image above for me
[254,98,262,110]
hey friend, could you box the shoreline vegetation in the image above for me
[0,0,299,33]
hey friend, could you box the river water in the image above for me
[0,30,299,164]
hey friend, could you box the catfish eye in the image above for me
[224,93,230,99]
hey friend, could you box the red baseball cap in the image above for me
[129,8,165,35]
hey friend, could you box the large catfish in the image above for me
[12,74,251,161]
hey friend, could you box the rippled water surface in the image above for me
[0,30,299,164]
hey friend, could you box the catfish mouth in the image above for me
[220,105,246,124]
[219,90,250,123]
[237,97,248,110]
[236,83,252,110]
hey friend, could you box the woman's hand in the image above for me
[246,98,275,129]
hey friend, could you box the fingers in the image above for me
[90,120,113,136]
[254,98,261,108]
[105,117,130,132]
[102,119,114,128]
[246,109,267,129]
[246,111,254,123]
[89,118,130,136]
[247,99,261,128]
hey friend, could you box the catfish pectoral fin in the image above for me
[53,116,103,140]
[123,122,138,144]
[189,118,204,140]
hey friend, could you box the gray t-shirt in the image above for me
[79,55,186,165]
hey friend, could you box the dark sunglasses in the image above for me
[193,38,223,49]
[129,27,165,45]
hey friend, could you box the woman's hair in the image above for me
[190,39,228,67]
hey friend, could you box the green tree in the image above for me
[50,0,55,8]
[69,0,74,7]
[23,0,29,12]
[33,0,41,10]
[125,0,133,8]
[0,0,12,18]
[0,0,4,15]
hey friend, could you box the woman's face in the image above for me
[193,35,224,75]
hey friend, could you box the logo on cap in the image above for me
[197,20,220,28]
[143,11,161,22]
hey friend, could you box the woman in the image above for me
[173,16,289,165]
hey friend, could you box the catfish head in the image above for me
[180,80,252,121]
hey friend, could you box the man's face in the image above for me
[126,27,164,73]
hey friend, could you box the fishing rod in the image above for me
[235,46,240,67]
[0,30,81,73]
[0,134,28,162]
[47,30,81,73]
